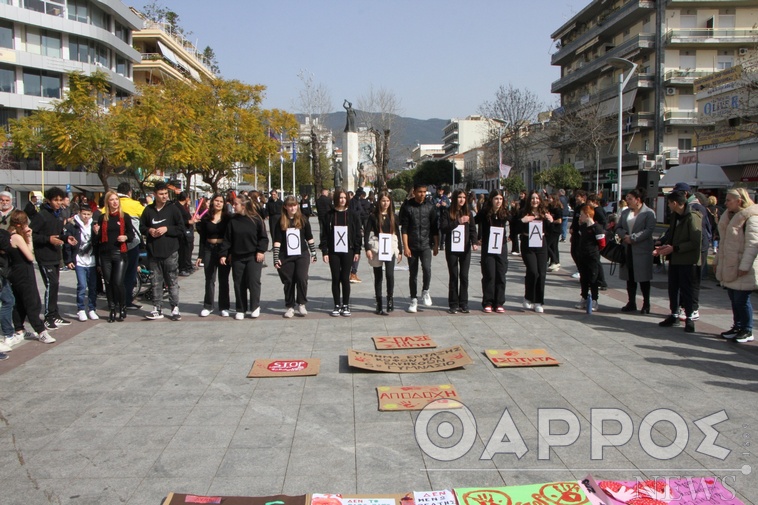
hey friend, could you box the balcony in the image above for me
[552,0,655,66]
[552,34,656,94]
[665,28,758,46]
[664,111,699,125]
[664,69,714,85]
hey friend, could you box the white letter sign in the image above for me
[378,233,392,261]
[450,224,466,252]
[286,228,301,256]
[487,226,505,254]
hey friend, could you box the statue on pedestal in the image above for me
[357,162,366,187]
[343,99,356,133]
[333,161,343,189]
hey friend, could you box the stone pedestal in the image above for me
[343,131,358,193]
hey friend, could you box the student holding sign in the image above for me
[440,189,478,313]
[320,189,363,317]
[365,191,402,315]
[272,196,317,318]
[518,190,553,313]
[219,196,268,320]
[476,189,509,313]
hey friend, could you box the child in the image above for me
[64,206,99,321]
[574,206,606,311]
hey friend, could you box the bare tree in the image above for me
[296,70,332,193]
[357,85,402,191]
[479,84,543,178]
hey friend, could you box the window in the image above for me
[0,108,18,134]
[96,44,109,68]
[115,22,129,44]
[678,138,693,151]
[90,4,109,30]
[69,35,94,64]
[0,65,15,93]
[67,0,88,23]
[23,69,61,98]
[23,0,64,17]
[41,30,60,58]
[115,55,129,76]
[0,20,13,49]
[25,27,41,54]
[717,55,733,70]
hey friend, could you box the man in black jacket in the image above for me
[265,190,283,239]
[30,187,78,330]
[399,183,439,313]
[316,188,331,230]
[140,182,185,321]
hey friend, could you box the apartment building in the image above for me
[550,0,758,193]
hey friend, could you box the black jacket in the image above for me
[364,213,402,250]
[63,217,98,265]
[219,213,268,260]
[440,210,477,252]
[476,212,509,257]
[266,198,283,219]
[30,203,64,266]
[139,201,185,259]
[399,198,438,251]
[316,194,332,218]
[96,213,136,255]
[320,209,362,255]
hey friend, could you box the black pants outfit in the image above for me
[329,252,352,306]
[668,264,696,317]
[521,237,548,304]
[578,252,601,302]
[231,255,262,313]
[203,243,231,311]
[37,264,60,321]
[100,250,127,310]
[481,252,508,308]
[547,231,560,266]
[373,258,395,299]
[625,248,651,307]
[408,248,432,299]
[10,267,46,334]
[278,255,310,307]
[446,250,471,310]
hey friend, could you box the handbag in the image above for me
[600,233,627,265]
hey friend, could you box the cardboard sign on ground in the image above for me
[165,493,307,505]
[413,490,457,505]
[455,482,589,505]
[348,346,473,373]
[377,385,462,411]
[310,494,411,505]
[485,349,561,367]
[372,335,438,349]
[247,359,320,378]
[579,474,746,505]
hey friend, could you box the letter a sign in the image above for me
[334,225,348,253]
[528,221,543,248]
[286,228,301,256]
[488,226,505,254]
[450,224,465,252]
[378,233,392,261]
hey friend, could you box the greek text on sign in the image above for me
[334,225,348,253]
[348,346,473,373]
[413,490,457,505]
[377,385,462,411]
[286,228,301,256]
[487,226,505,254]
[529,221,543,248]
[372,335,438,350]
[485,349,561,368]
[378,233,392,261]
[450,224,466,252]
[247,358,321,377]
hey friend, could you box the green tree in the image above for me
[501,174,526,195]
[9,71,134,190]
[202,46,220,75]
[387,169,416,190]
[535,163,583,191]
[413,159,461,186]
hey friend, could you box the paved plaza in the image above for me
[0,222,756,505]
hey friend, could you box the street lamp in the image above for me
[607,57,638,204]
[490,118,507,190]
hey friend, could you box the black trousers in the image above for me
[446,250,471,309]
[203,244,231,311]
[100,250,127,310]
[668,264,696,317]
[578,252,600,302]
[124,246,140,306]
[37,264,60,320]
[521,237,547,304]
[481,252,508,308]
[278,255,310,307]
[408,248,432,299]
[231,256,262,313]
[10,271,46,334]
[179,230,194,272]
[547,231,560,265]
[329,252,352,306]
[625,253,651,306]
[373,258,395,298]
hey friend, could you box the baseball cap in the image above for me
[672,182,691,193]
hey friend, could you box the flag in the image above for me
[291,139,297,162]
[499,164,512,178]
[279,131,284,163]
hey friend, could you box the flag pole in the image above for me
[279,129,284,195]
[292,139,297,197]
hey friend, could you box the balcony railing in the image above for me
[664,69,714,84]
[665,28,758,44]
[664,111,699,124]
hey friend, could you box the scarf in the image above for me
[102,211,127,253]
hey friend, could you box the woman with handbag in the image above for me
[320,189,362,317]
[440,189,478,313]
[615,187,656,314]
[364,191,402,315]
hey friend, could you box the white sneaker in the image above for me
[234,312,244,320]
[76,310,87,322]
[37,330,56,344]
[5,333,24,347]
[677,307,686,321]
[251,307,260,318]
[220,310,230,317]
[571,272,581,279]
[283,307,295,318]
[408,298,418,313]
[200,309,212,317]
[297,304,307,316]
[0,340,11,352]
[690,310,700,321]
[422,290,432,307]
[592,300,599,311]
[170,306,181,321]
[88,310,99,320]
[523,299,534,310]
[574,299,586,309]
[549,263,561,271]
[534,304,544,313]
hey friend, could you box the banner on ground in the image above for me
[247,359,320,377]
[376,385,462,411]
[347,346,473,373]
[485,349,561,367]
[372,335,437,350]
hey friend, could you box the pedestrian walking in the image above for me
[63,205,99,322]
[573,206,606,311]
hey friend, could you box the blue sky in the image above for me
[127,0,591,119]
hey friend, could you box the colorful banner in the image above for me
[485,349,561,367]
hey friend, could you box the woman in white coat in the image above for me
[615,187,656,314]
[715,188,758,343]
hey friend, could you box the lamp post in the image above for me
[491,118,507,190]
[607,57,638,203]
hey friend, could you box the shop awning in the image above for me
[740,164,758,182]
[73,185,107,193]
[659,163,732,189]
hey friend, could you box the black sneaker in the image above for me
[459,306,470,313]
[330,305,341,317]
[145,309,163,320]
[341,305,351,317]
[735,330,754,343]
[54,317,72,326]
[684,318,695,333]
[126,302,143,311]
[658,315,680,327]
[44,319,59,331]
[720,327,739,339]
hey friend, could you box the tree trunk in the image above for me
[98,163,111,192]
